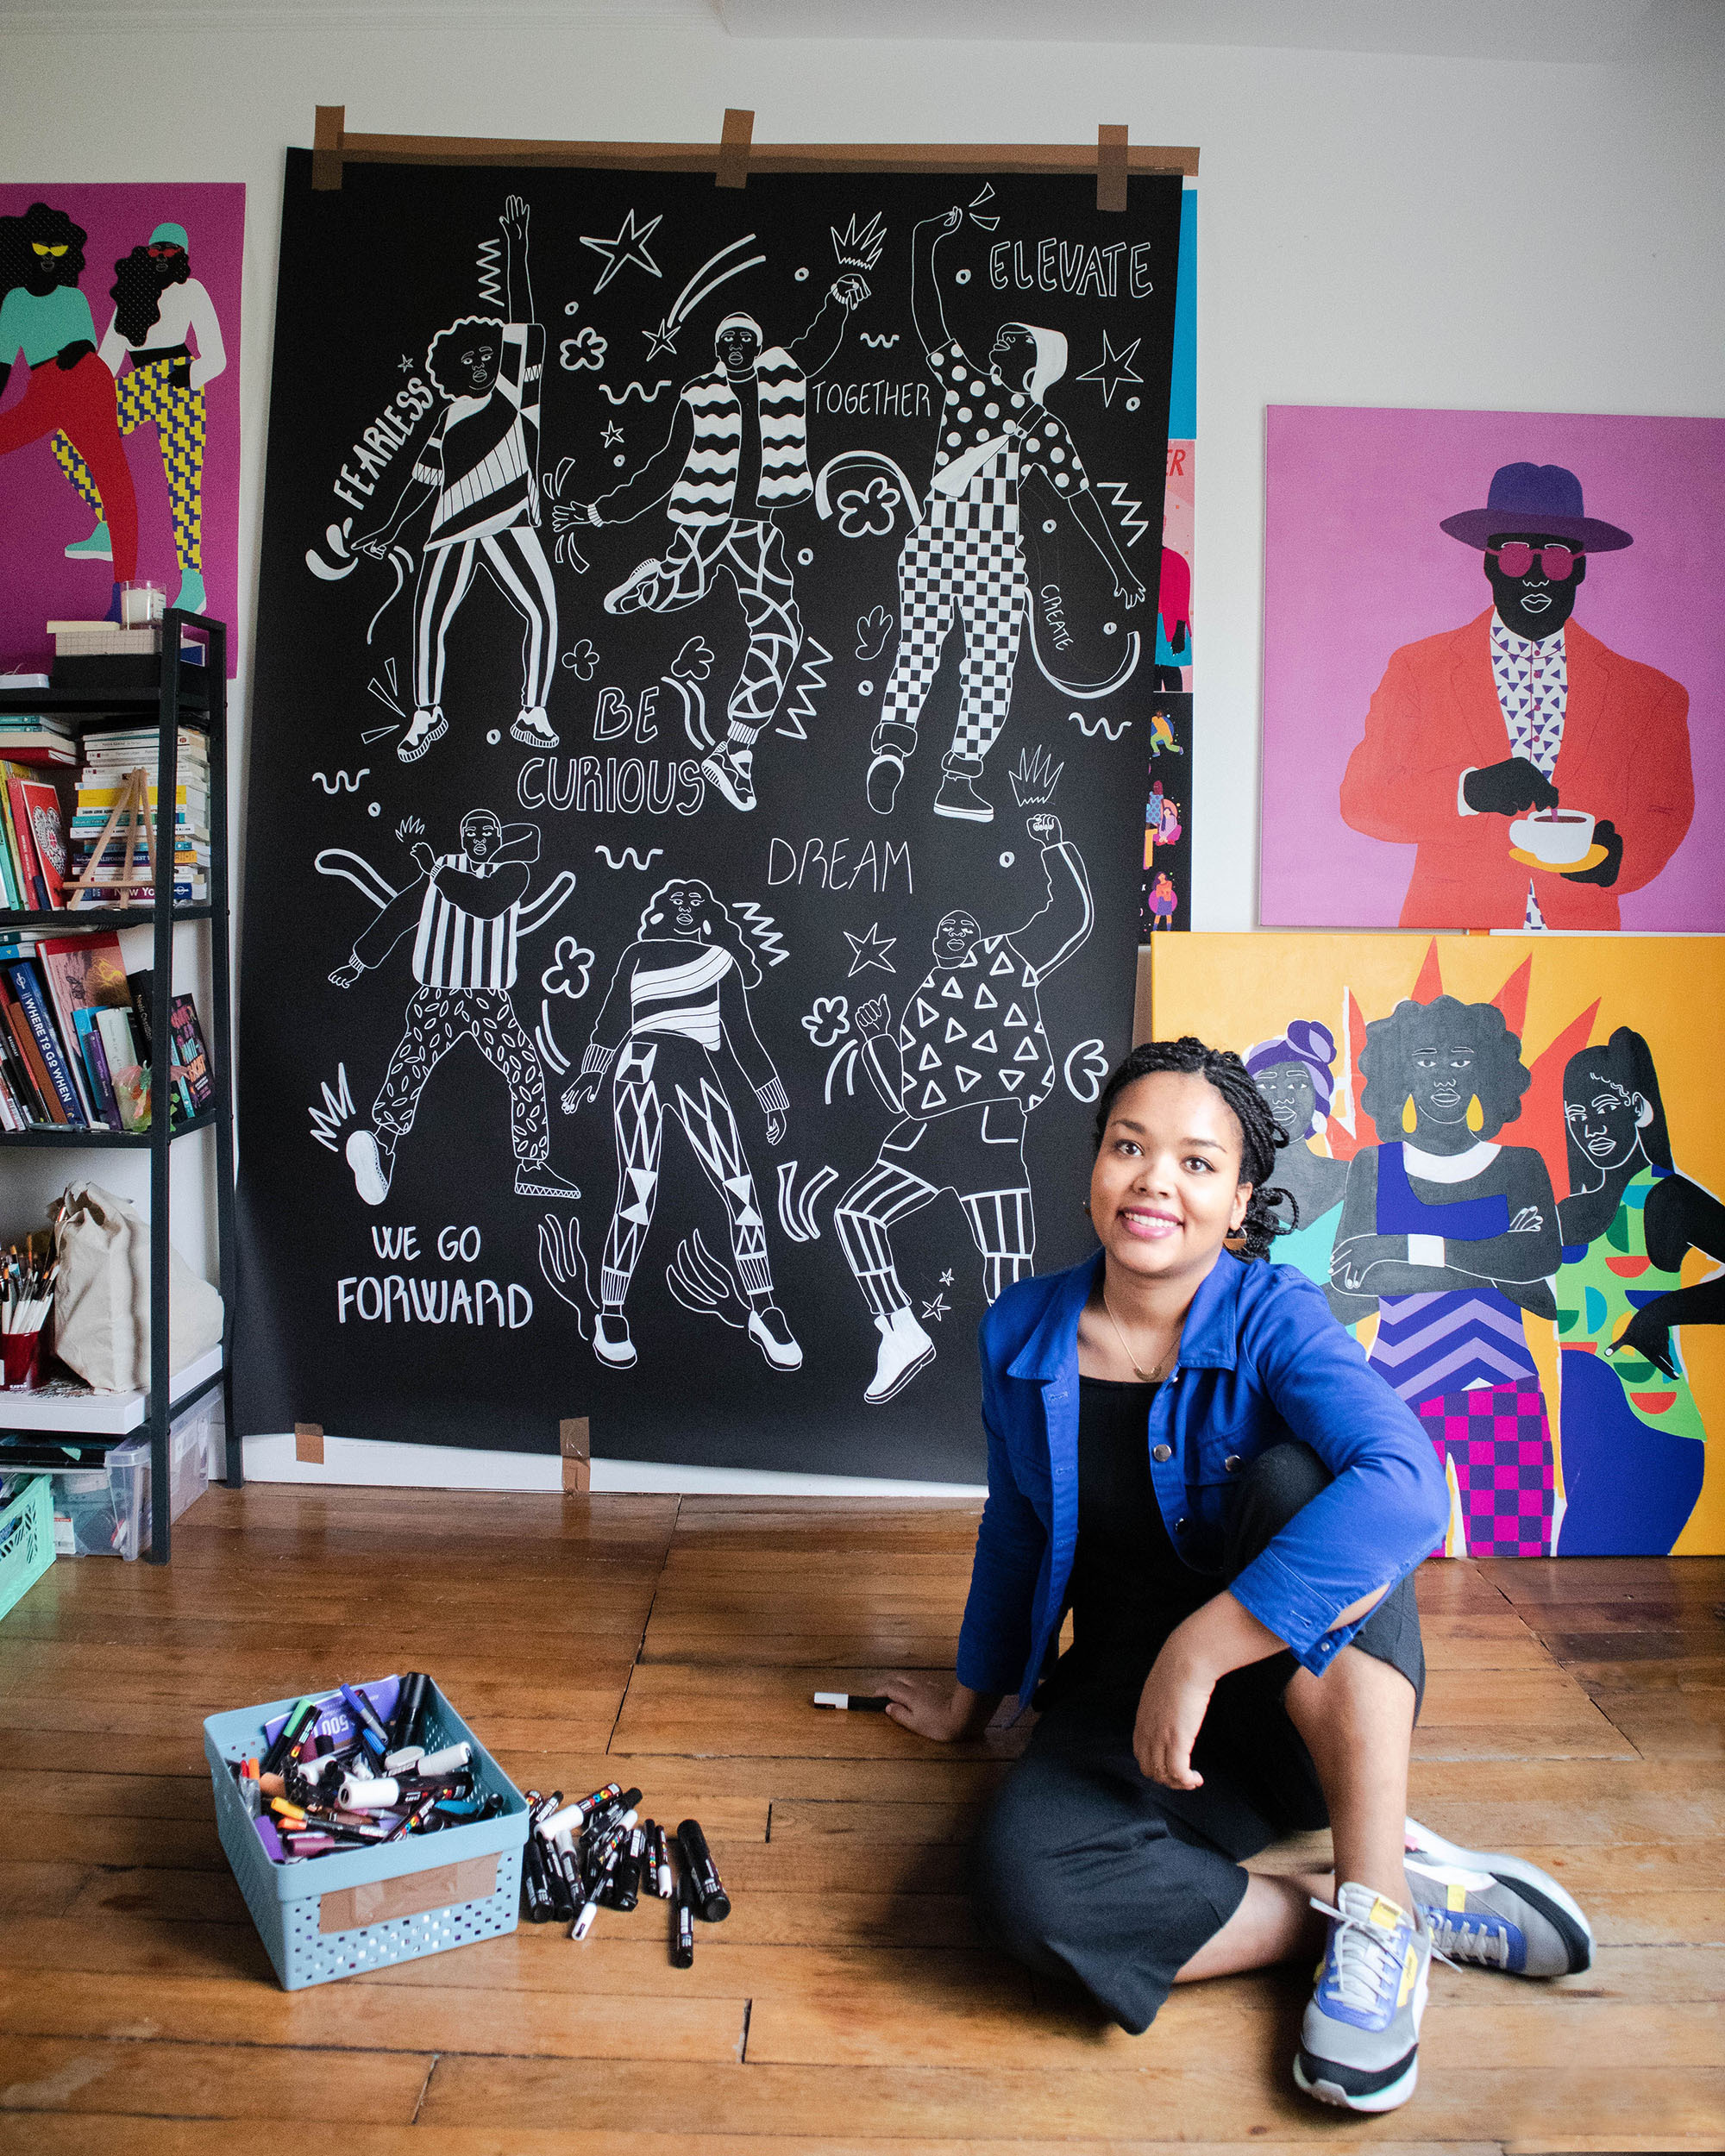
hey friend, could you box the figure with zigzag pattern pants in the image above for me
[835,817,1093,1405]
[562,879,800,1373]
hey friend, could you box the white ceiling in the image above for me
[0,0,1703,62]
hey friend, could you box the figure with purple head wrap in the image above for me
[1245,1020,1371,1327]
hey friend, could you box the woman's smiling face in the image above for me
[1090,1071,1251,1287]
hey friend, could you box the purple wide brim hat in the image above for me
[1440,461,1633,552]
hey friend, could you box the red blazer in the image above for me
[1340,610,1693,929]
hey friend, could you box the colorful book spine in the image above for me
[6,962,85,1122]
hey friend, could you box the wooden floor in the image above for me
[1,1484,1722,2155]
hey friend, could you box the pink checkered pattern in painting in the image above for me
[1417,1385,1555,1557]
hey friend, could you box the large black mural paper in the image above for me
[237,151,1182,1480]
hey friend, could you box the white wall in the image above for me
[4,6,1720,1483]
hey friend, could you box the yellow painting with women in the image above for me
[1153,936,1725,1557]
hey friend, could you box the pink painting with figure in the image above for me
[1260,406,1724,932]
[0,183,243,674]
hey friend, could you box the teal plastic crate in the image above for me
[204,1678,527,1990]
[0,1475,53,1622]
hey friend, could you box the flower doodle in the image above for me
[558,326,607,373]
[561,640,600,680]
[835,474,899,540]
[541,937,596,1000]
[801,995,850,1050]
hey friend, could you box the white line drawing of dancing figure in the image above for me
[352,196,559,765]
[553,273,869,812]
[867,208,1145,824]
[562,878,802,1372]
[835,813,1093,1403]
[329,809,579,1202]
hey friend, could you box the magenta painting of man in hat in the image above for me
[1261,410,1721,935]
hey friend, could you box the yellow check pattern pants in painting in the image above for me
[53,355,206,575]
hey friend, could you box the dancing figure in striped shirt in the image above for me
[354,197,558,766]
[562,879,800,1373]
[555,277,868,814]
[329,809,579,1204]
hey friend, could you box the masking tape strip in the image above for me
[312,106,346,192]
[294,1421,324,1464]
[1097,123,1129,212]
[561,1416,591,1494]
[717,109,755,191]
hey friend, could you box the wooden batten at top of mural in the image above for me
[237,149,1183,1479]
[1151,933,1725,1560]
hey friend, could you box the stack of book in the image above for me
[0,765,72,912]
[68,726,210,905]
[0,714,78,768]
[0,930,214,1133]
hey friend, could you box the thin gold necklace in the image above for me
[1100,1287,1179,1383]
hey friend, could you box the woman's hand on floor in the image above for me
[880,1675,999,1742]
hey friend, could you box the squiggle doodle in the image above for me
[775,636,832,743]
[599,378,673,405]
[308,1064,356,1153]
[476,236,503,305]
[312,768,370,794]
[559,327,608,373]
[1096,479,1151,549]
[733,899,788,968]
[1068,713,1132,740]
[666,1230,746,1329]
[1063,1037,1112,1104]
[315,848,396,908]
[593,844,664,871]
[538,1212,593,1338]
[776,1160,837,1244]
[857,331,901,350]
[536,1000,571,1074]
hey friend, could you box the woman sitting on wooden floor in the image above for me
[882,1037,1594,2116]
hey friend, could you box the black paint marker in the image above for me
[812,1691,891,1712]
[612,1826,645,1913]
[545,1831,580,1923]
[260,1695,318,1774]
[677,1819,731,1923]
[521,1830,557,1923]
[672,1868,695,1969]
[388,1670,430,1753]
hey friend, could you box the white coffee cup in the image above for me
[1510,808,1596,867]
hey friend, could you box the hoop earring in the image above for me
[1402,1096,1418,1135]
[1465,1094,1485,1134]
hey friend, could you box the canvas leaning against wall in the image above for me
[1259,407,1722,933]
[0,183,244,673]
[235,150,1182,1479]
[1152,933,1725,1558]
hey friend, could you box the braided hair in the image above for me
[1091,1037,1291,1263]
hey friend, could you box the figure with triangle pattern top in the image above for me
[834,812,1093,1404]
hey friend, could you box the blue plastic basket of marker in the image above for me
[203,1676,528,1990]
[0,1475,54,1624]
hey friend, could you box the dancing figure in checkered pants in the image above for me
[866,207,1145,826]
[555,279,868,814]
[562,880,801,1374]
[835,818,1092,1403]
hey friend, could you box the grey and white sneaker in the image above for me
[1403,1817,1593,1977]
[1294,1883,1432,2114]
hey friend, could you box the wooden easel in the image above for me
[65,767,156,909]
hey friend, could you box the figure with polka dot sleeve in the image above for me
[866,207,1145,824]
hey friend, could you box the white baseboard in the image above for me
[241,1430,984,1499]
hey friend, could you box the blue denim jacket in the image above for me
[955,1249,1450,1704]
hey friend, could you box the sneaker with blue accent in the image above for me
[1403,1817,1593,1977]
[1294,1882,1430,2114]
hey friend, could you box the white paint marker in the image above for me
[812,1691,891,1712]
[339,1774,401,1811]
[415,1741,472,1778]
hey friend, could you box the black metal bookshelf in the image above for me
[0,609,237,1561]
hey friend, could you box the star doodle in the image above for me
[398,353,416,373]
[601,422,624,447]
[938,1269,954,1287]
[919,1293,950,1325]
[580,208,664,295]
[844,921,898,978]
[643,320,679,361]
[1076,330,1144,408]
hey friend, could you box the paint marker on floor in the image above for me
[676,1819,731,1922]
[672,1869,695,1969]
[812,1691,891,1712]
